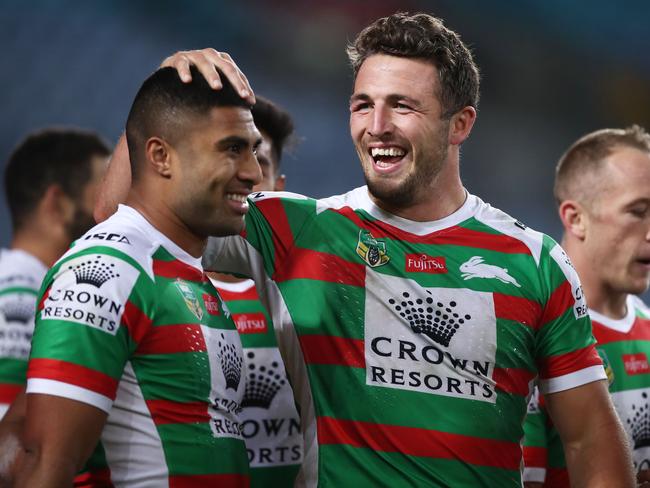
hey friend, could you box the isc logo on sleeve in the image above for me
[40,254,140,335]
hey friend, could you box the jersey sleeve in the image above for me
[203,191,315,281]
[522,388,548,483]
[535,241,605,394]
[26,249,154,413]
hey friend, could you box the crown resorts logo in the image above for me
[217,332,243,390]
[242,350,287,409]
[387,290,471,347]
[69,255,120,288]
[174,279,203,321]
[1,300,33,324]
[627,392,650,449]
[356,230,390,268]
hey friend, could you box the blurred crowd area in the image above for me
[1,0,649,241]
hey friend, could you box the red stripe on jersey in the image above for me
[331,207,531,254]
[300,335,365,368]
[538,344,602,380]
[122,300,152,344]
[27,358,118,400]
[74,468,114,487]
[0,384,23,404]
[493,367,535,396]
[317,416,521,470]
[539,281,573,326]
[273,247,366,287]
[169,474,249,488]
[493,293,542,329]
[136,324,206,355]
[153,259,207,283]
[255,198,294,271]
[592,317,650,345]
[37,287,50,312]
[216,285,258,302]
[523,445,547,468]
[146,399,210,425]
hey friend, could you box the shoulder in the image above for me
[60,207,159,281]
[0,249,47,291]
[471,197,548,266]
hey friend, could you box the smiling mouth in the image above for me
[225,193,248,204]
[369,146,407,168]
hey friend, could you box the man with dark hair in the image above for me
[209,95,302,487]
[0,128,109,418]
[98,12,634,487]
[523,125,650,487]
[13,66,262,486]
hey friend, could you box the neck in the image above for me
[206,271,245,284]
[125,189,206,258]
[11,230,66,267]
[370,162,466,222]
[561,236,628,319]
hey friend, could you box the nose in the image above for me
[368,104,394,138]
[240,151,262,186]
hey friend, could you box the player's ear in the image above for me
[273,174,286,192]
[448,106,476,146]
[145,137,173,178]
[559,200,587,240]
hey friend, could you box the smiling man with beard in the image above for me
[96,12,634,487]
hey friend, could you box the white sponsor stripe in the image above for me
[102,362,169,487]
[540,365,607,394]
[26,378,113,412]
[522,467,546,483]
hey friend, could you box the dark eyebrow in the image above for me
[216,135,262,151]
[349,93,422,108]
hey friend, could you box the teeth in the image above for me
[370,147,405,158]
[226,194,248,204]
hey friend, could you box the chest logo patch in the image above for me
[356,230,390,268]
[460,256,521,287]
[624,353,650,376]
[174,278,203,321]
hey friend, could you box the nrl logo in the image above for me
[174,278,203,320]
[356,229,390,268]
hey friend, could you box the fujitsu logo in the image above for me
[234,313,268,334]
[624,353,650,375]
[68,255,120,288]
[405,254,447,274]
[242,350,287,409]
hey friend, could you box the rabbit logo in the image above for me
[459,256,521,287]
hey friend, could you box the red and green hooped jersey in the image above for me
[204,186,605,487]
[523,295,650,485]
[26,205,249,487]
[0,248,47,416]
[212,278,302,487]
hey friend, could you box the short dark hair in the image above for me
[554,124,650,204]
[251,95,295,169]
[347,12,480,118]
[4,128,109,231]
[126,65,250,180]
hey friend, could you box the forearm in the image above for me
[563,413,634,487]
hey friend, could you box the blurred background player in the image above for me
[208,96,304,487]
[0,128,109,418]
[523,125,650,487]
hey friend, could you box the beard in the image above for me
[65,205,97,242]
[364,130,449,210]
